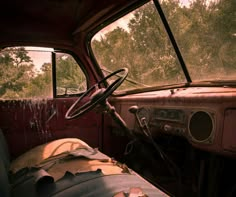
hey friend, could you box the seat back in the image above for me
[0,129,10,197]
[0,158,10,197]
[0,129,10,170]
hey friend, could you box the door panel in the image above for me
[0,98,102,158]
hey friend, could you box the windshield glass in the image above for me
[91,0,235,91]
[161,0,235,81]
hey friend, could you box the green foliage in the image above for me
[92,0,236,89]
[0,0,234,98]
[0,48,34,99]
[24,63,53,98]
[56,54,86,95]
[0,48,86,99]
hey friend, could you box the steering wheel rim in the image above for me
[65,68,128,120]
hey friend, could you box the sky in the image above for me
[26,47,53,71]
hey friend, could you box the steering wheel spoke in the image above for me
[65,68,128,120]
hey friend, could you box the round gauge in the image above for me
[137,107,150,123]
[188,111,214,142]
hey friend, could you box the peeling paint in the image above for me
[0,97,99,158]
[0,99,57,156]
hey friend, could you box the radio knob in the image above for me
[164,124,172,132]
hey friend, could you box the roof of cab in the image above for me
[0,0,144,48]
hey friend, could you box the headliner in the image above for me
[0,0,144,48]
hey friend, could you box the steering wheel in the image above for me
[65,68,128,120]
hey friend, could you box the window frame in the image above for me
[0,46,88,100]
[86,1,150,95]
[53,49,89,98]
[87,0,191,96]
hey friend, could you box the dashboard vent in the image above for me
[188,111,214,143]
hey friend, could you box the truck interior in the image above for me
[0,0,235,196]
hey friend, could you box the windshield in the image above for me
[91,0,235,91]
[161,0,236,81]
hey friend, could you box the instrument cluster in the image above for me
[135,106,216,147]
[136,107,187,136]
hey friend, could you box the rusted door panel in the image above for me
[0,98,102,158]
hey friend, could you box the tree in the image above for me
[56,53,86,94]
[24,63,53,98]
[0,47,34,98]
[92,1,185,88]
[92,0,235,87]
[212,0,236,74]
[128,1,184,84]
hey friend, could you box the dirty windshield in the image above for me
[91,0,235,91]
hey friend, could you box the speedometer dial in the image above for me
[153,108,186,123]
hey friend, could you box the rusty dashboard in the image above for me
[111,86,236,157]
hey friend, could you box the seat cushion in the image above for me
[10,138,169,197]
[10,138,91,173]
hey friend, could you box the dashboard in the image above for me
[111,87,236,157]
[136,107,215,144]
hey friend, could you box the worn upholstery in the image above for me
[10,138,126,181]
[0,132,168,197]
[10,138,91,173]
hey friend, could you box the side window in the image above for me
[56,53,87,96]
[0,47,53,99]
[0,47,86,100]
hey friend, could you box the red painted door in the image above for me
[0,98,102,158]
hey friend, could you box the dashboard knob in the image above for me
[129,105,139,114]
[164,124,172,132]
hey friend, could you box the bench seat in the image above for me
[0,130,168,197]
